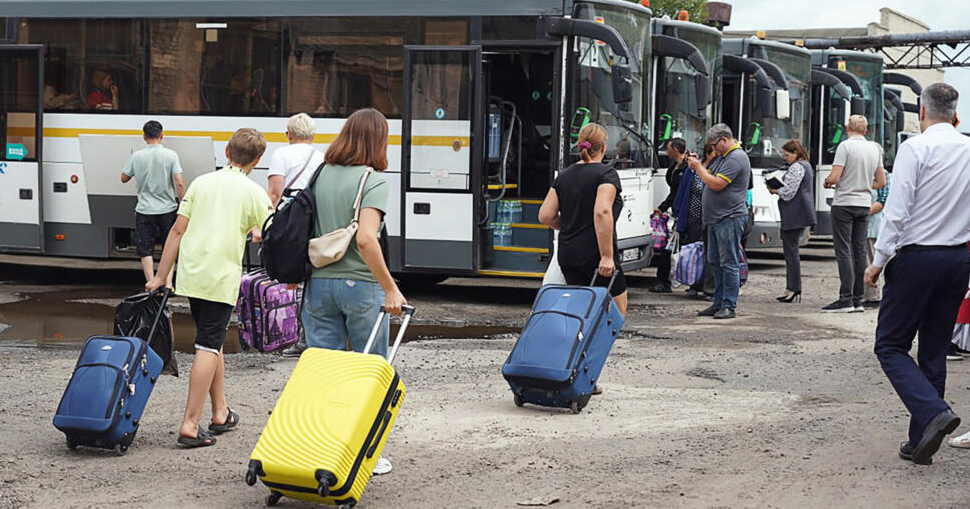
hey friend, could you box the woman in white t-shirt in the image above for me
[267,112,325,207]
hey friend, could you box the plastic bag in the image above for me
[114,291,178,376]
[675,241,706,286]
[543,240,567,286]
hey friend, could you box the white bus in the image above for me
[0,0,657,281]
[721,38,812,250]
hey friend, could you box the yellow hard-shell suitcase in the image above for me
[246,306,414,508]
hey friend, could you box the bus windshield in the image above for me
[656,27,720,152]
[572,3,651,165]
[829,56,884,143]
[822,87,849,164]
[747,46,811,166]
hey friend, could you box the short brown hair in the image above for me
[781,139,809,162]
[227,128,266,166]
[325,108,389,171]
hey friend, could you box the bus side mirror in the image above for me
[694,74,712,115]
[612,63,634,104]
[843,100,852,126]
[775,89,790,120]
[851,97,866,115]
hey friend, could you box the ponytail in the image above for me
[578,123,608,163]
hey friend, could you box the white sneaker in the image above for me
[373,456,392,475]
[851,306,865,313]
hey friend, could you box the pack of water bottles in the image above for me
[496,200,523,224]
[490,223,512,247]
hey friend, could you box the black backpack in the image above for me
[260,163,326,284]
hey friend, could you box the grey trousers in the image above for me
[782,228,804,292]
[832,205,870,305]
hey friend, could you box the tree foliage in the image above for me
[641,0,708,23]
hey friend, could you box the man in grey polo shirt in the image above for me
[121,120,186,287]
[822,115,886,313]
[687,124,750,320]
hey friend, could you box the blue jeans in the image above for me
[707,215,746,310]
[302,278,388,358]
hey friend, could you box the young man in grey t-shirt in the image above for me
[121,121,186,286]
[822,115,886,313]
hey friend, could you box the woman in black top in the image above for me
[538,123,628,316]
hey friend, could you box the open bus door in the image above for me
[0,44,44,253]
[401,46,482,273]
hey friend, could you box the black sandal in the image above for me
[177,428,217,448]
[208,409,240,435]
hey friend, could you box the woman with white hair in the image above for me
[266,112,324,207]
[267,113,325,358]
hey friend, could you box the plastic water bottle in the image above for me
[510,201,523,224]
[498,201,511,223]
[490,223,502,247]
[503,223,513,246]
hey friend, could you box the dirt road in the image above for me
[1,243,969,509]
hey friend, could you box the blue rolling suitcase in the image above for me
[53,289,168,455]
[503,272,624,414]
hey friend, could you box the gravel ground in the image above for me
[2,243,970,509]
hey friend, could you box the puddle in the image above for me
[0,289,519,354]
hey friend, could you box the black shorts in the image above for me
[188,297,234,353]
[560,261,627,297]
[135,211,177,258]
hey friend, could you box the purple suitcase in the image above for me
[237,270,299,352]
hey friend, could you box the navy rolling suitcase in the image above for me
[53,289,168,455]
[503,272,624,414]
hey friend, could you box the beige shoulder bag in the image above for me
[308,168,373,268]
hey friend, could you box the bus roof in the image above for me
[652,18,722,40]
[0,0,568,18]
[809,48,884,66]
[723,37,811,59]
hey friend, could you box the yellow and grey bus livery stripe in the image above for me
[10,127,469,148]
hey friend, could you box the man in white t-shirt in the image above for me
[268,113,322,357]
[821,114,886,313]
[267,112,324,207]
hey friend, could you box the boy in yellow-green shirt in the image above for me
[147,128,272,448]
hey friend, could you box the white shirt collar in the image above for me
[924,122,956,134]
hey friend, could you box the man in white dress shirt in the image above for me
[865,83,970,465]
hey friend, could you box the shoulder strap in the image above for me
[350,168,374,224]
[284,146,318,189]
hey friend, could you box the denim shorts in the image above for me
[301,278,388,358]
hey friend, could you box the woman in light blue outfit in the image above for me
[865,173,890,306]
[301,108,407,475]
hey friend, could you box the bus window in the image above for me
[16,19,143,113]
[482,17,538,41]
[148,19,281,115]
[424,20,469,45]
[285,18,422,118]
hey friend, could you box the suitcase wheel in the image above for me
[513,394,524,408]
[115,443,129,456]
[570,401,582,414]
[65,435,78,451]
[266,492,282,507]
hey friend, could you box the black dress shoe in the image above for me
[898,441,932,465]
[697,304,720,317]
[649,283,672,294]
[912,409,961,464]
[713,308,736,320]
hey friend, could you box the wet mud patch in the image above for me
[0,288,520,354]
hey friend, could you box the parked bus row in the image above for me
[0,0,914,280]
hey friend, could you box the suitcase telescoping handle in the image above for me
[589,269,618,295]
[363,305,416,365]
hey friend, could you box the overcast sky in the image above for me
[728,0,970,124]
